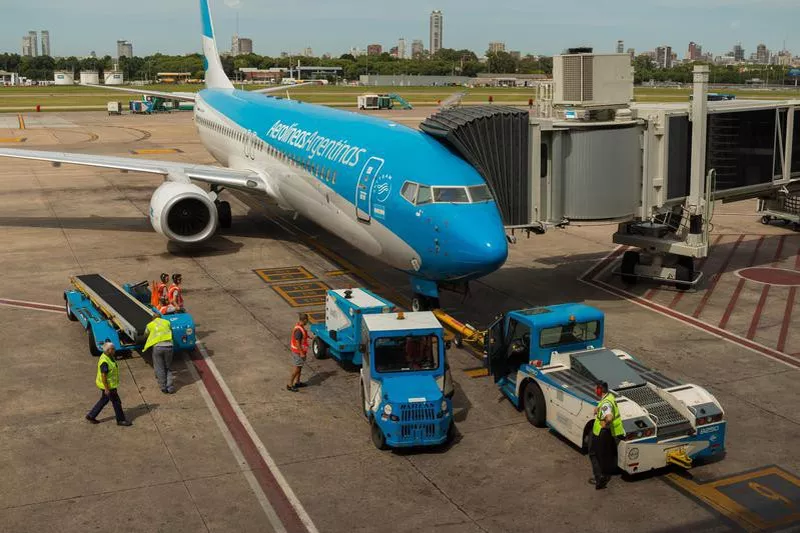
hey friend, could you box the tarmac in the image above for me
[0,110,798,533]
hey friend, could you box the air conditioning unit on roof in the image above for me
[553,52,633,108]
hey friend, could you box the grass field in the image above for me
[1,84,799,111]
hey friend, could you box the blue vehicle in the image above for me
[310,288,394,366]
[485,303,726,474]
[358,310,455,450]
[64,274,196,356]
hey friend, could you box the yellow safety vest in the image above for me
[95,353,120,390]
[144,317,173,351]
[593,393,624,437]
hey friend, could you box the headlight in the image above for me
[628,448,639,460]
[440,400,448,412]
[186,327,194,335]
[383,404,392,415]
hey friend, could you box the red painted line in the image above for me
[669,234,724,310]
[0,298,63,313]
[644,288,658,300]
[746,235,788,340]
[188,349,308,533]
[719,236,765,329]
[581,275,800,368]
[777,248,800,353]
[692,235,745,318]
[582,246,626,280]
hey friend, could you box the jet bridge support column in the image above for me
[612,65,712,289]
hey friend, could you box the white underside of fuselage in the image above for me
[193,97,419,274]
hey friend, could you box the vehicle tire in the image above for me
[87,326,102,357]
[453,335,463,348]
[582,424,593,454]
[620,251,640,284]
[446,421,456,444]
[217,201,232,229]
[411,295,425,312]
[760,215,771,225]
[522,380,547,428]
[65,298,77,321]
[370,419,388,450]
[360,380,368,419]
[675,256,694,292]
[312,336,328,359]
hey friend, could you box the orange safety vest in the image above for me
[152,281,167,307]
[290,323,308,355]
[158,305,171,315]
[168,284,184,308]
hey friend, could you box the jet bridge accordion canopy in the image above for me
[420,106,530,226]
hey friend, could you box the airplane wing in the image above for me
[0,148,267,193]
[82,83,197,102]
[251,81,321,94]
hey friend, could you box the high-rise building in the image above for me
[756,43,769,64]
[27,31,38,56]
[117,40,133,58]
[230,36,253,56]
[488,41,506,54]
[411,39,424,59]
[509,51,521,60]
[21,36,33,57]
[687,41,703,61]
[616,40,624,54]
[389,46,399,58]
[41,30,50,56]
[733,43,744,62]
[302,47,313,57]
[627,48,635,61]
[367,44,382,56]
[398,38,406,60]
[655,45,673,68]
[429,10,443,56]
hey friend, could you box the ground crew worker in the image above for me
[168,273,184,310]
[287,313,309,392]
[86,343,132,426]
[154,273,170,306]
[588,381,623,489]
[145,314,175,394]
[157,297,175,315]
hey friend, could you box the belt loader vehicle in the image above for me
[64,274,196,357]
[485,303,726,474]
[311,288,455,449]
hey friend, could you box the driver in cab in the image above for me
[404,336,433,370]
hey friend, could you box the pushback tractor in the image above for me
[311,288,455,450]
[64,274,197,356]
[485,303,726,474]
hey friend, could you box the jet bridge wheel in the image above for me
[675,256,695,291]
[522,380,547,428]
[620,251,640,284]
[216,201,232,229]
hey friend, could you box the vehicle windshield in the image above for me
[540,320,600,349]
[374,335,440,373]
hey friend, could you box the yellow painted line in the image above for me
[272,281,330,308]
[464,367,489,378]
[325,270,349,277]
[130,148,182,155]
[0,137,26,143]
[17,113,25,129]
[254,266,315,284]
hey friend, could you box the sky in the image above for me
[1,0,798,59]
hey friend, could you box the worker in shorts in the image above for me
[86,343,132,426]
[588,381,623,489]
[287,313,309,392]
[144,314,175,394]
[168,273,184,310]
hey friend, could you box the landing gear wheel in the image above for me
[66,299,77,322]
[370,419,388,450]
[217,201,232,229]
[761,215,772,225]
[675,256,695,292]
[87,326,102,357]
[523,380,547,428]
[620,251,640,285]
[312,336,328,359]
[411,294,440,312]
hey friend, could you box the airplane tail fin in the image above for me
[200,0,234,89]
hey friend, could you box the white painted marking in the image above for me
[194,342,319,533]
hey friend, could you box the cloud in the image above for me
[224,0,242,8]
[730,20,741,30]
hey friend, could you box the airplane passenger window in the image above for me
[416,185,432,204]
[468,185,493,203]
[401,182,418,203]
[433,187,470,203]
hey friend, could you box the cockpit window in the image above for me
[401,182,418,204]
[416,185,432,205]
[433,187,470,203]
[468,185,493,202]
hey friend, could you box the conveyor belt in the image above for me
[75,274,154,336]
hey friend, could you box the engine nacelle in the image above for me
[150,181,218,243]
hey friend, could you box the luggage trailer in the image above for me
[64,274,196,356]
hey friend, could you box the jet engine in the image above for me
[149,181,218,243]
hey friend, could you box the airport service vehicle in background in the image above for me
[485,303,726,474]
[64,274,196,357]
[356,307,455,450]
[107,101,122,115]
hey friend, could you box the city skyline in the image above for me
[2,0,799,59]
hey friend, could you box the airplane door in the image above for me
[355,157,384,222]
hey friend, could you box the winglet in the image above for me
[200,0,234,89]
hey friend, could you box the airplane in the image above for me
[0,0,508,311]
